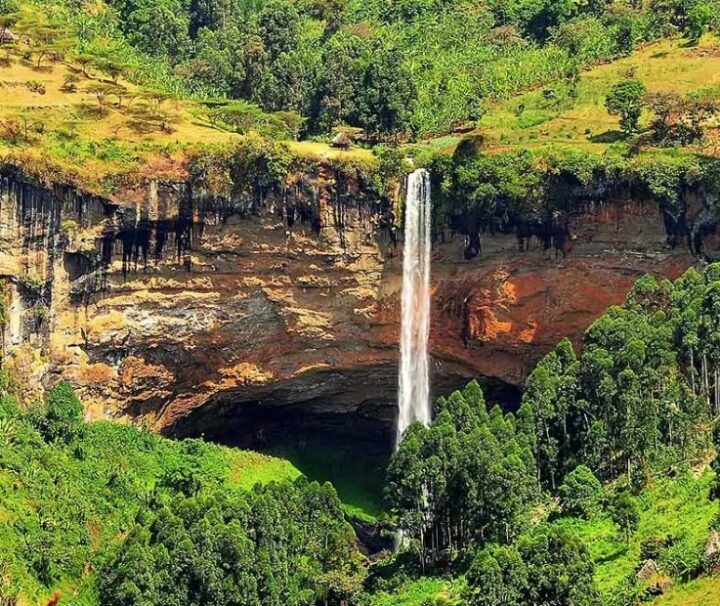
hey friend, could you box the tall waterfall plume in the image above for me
[396,168,432,447]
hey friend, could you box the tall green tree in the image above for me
[358,46,416,140]
[605,78,646,135]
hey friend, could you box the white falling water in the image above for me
[396,168,432,447]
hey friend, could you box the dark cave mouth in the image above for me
[172,398,396,454]
[167,363,521,456]
[165,366,521,529]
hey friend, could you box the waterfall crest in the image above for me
[396,168,432,446]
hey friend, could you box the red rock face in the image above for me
[387,198,695,397]
[0,168,710,447]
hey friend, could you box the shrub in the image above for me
[558,465,604,518]
[35,382,84,444]
[660,538,703,580]
[640,535,673,561]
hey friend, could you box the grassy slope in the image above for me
[225,448,301,490]
[417,35,720,157]
[269,443,387,522]
[367,578,457,606]
[654,575,720,606]
[556,468,719,603]
[0,54,372,193]
[0,418,301,605]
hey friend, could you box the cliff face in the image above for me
[0,163,714,450]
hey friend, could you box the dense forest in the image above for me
[0,383,364,605]
[2,0,720,139]
[386,266,720,605]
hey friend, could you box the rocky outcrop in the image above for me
[0,162,716,450]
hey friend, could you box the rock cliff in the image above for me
[0,160,715,450]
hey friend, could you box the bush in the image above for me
[558,465,604,518]
[34,382,83,444]
[660,538,703,580]
[640,535,673,561]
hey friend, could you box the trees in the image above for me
[646,90,720,145]
[99,482,359,606]
[205,101,304,139]
[357,47,416,141]
[465,526,601,606]
[465,544,527,606]
[558,465,604,518]
[686,2,713,45]
[611,491,639,544]
[386,381,537,567]
[309,32,365,134]
[14,14,71,68]
[516,266,720,491]
[711,421,720,500]
[605,78,646,136]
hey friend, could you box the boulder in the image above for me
[636,559,659,582]
[704,530,720,574]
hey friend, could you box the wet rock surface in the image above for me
[1,163,716,449]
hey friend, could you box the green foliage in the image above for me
[465,524,601,606]
[386,380,537,566]
[358,47,416,140]
[98,481,362,606]
[270,441,386,522]
[12,0,700,138]
[373,145,411,197]
[204,100,305,140]
[686,3,713,45]
[611,491,639,545]
[605,78,647,135]
[362,577,454,606]
[711,420,720,500]
[0,382,357,605]
[32,381,83,444]
[517,264,720,490]
[559,465,604,519]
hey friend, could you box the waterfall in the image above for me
[396,168,432,447]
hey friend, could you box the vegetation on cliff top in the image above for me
[7,0,720,139]
[1,0,720,201]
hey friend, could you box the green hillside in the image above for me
[3,0,720,605]
[0,384,342,606]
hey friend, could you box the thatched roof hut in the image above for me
[0,28,16,44]
[330,132,352,149]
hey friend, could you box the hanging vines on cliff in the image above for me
[423,141,720,259]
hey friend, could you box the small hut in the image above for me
[0,28,16,44]
[330,131,352,150]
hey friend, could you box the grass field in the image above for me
[414,36,720,157]
[268,441,388,522]
[555,468,719,601]
[654,575,720,605]
[366,577,458,606]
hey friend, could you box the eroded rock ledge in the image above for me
[0,160,716,450]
